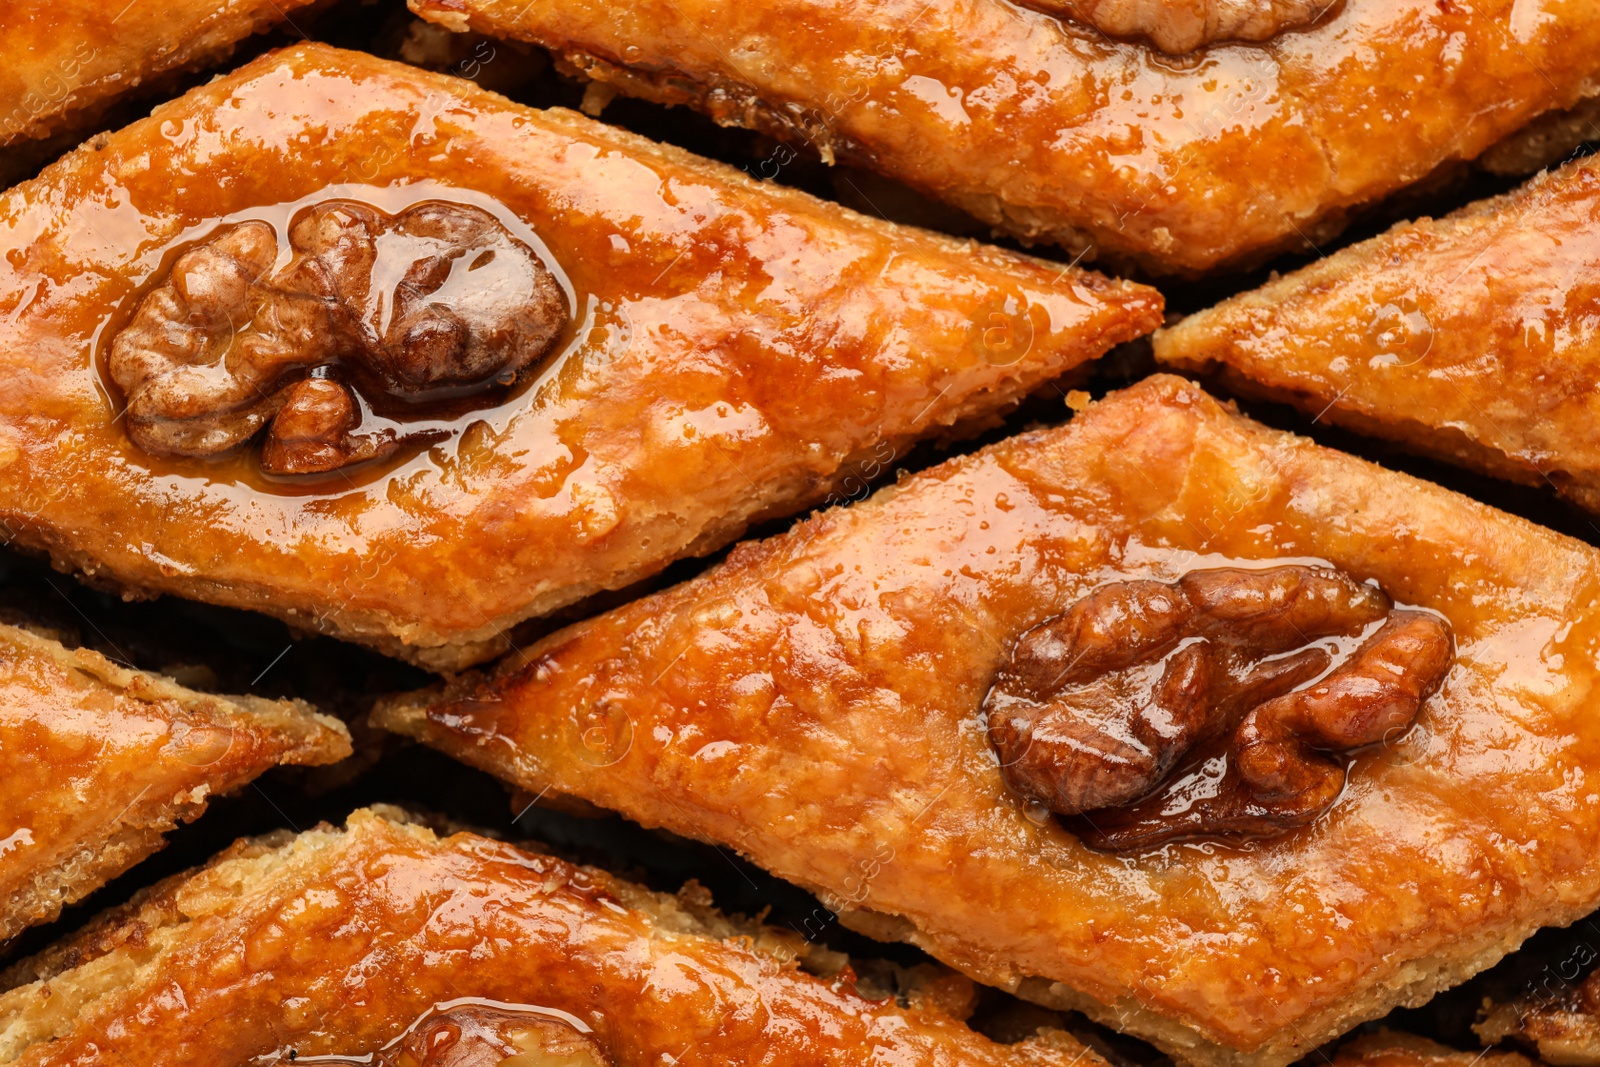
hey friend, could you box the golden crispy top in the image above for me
[0,809,1097,1066]
[1155,152,1600,512]
[379,376,1600,1061]
[0,623,348,941]
[411,0,1600,273]
[0,0,315,145]
[0,42,1159,669]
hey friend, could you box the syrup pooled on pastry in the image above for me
[108,199,569,476]
[920,0,1326,54]
[255,1000,610,1066]
[983,565,1452,849]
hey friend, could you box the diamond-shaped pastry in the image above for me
[1156,151,1600,515]
[0,807,1103,1066]
[407,0,1600,274]
[378,374,1600,1067]
[0,621,348,945]
[0,42,1159,671]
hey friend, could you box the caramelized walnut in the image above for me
[984,566,1453,849]
[259,377,408,476]
[1019,0,1333,53]
[1232,610,1452,816]
[254,1001,612,1066]
[110,199,568,474]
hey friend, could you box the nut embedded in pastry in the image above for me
[0,42,1161,671]
[375,375,1600,1067]
[0,807,1105,1067]
[260,378,406,477]
[109,200,566,473]
[1155,150,1600,515]
[1070,607,1453,850]
[1017,0,1332,53]
[0,620,349,947]
[985,565,1389,814]
[407,0,1600,274]
[982,564,1453,848]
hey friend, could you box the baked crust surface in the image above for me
[377,375,1600,1067]
[0,807,1100,1066]
[0,42,1159,671]
[1155,153,1600,514]
[409,0,1600,274]
[0,0,316,146]
[1333,1034,1534,1067]
[1475,962,1600,1065]
[0,622,348,946]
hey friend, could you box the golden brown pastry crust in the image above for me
[0,807,1102,1066]
[0,42,1160,671]
[1478,93,1600,177]
[1155,153,1600,514]
[408,0,1600,275]
[376,375,1600,1067]
[1476,962,1600,1066]
[0,0,317,147]
[1333,1033,1534,1067]
[0,621,348,947]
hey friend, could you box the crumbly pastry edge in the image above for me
[0,807,1096,1064]
[0,622,349,945]
[369,527,1595,1067]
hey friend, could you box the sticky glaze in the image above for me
[376,376,1600,1066]
[252,999,608,1066]
[408,0,1600,274]
[0,809,1102,1067]
[1155,151,1600,515]
[0,623,347,944]
[0,0,317,147]
[0,43,1162,669]
[92,182,576,494]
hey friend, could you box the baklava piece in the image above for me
[1477,961,1600,1066]
[0,807,1102,1066]
[377,375,1600,1067]
[408,0,1600,274]
[0,42,1160,671]
[1156,152,1600,515]
[0,0,316,148]
[0,621,348,947]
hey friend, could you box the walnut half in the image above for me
[109,199,568,476]
[253,1001,612,1065]
[1016,0,1335,54]
[983,566,1453,850]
